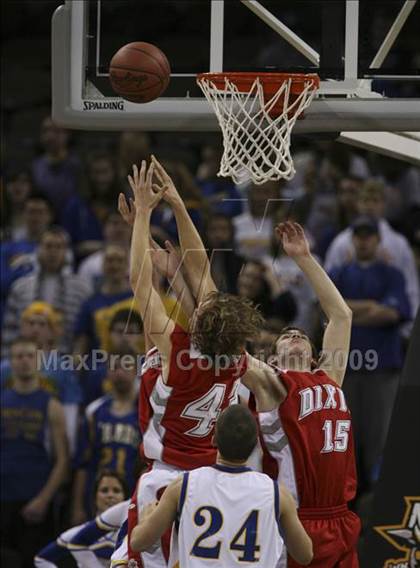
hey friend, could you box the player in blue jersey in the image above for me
[35,470,129,567]
[0,337,68,568]
[72,348,140,524]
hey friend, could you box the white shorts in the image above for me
[111,461,185,568]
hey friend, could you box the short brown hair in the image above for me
[191,292,264,358]
[214,405,257,461]
[9,337,37,352]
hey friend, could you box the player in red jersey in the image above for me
[248,221,360,568]
[111,158,269,568]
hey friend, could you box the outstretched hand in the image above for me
[275,221,310,258]
[118,193,136,226]
[151,155,183,208]
[127,160,166,213]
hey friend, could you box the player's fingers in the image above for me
[284,221,295,237]
[146,162,155,187]
[133,164,139,185]
[152,183,163,193]
[150,186,166,207]
[129,198,135,210]
[275,223,285,237]
[152,238,163,251]
[151,154,169,181]
[117,193,126,211]
[295,222,305,236]
[139,160,146,187]
[165,240,177,254]
[152,163,165,185]
[127,175,136,193]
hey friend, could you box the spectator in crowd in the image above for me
[2,228,92,356]
[329,216,411,502]
[196,145,244,217]
[0,337,68,568]
[1,193,55,323]
[35,470,128,568]
[71,349,139,523]
[204,214,245,294]
[316,175,364,259]
[78,212,132,291]
[325,179,419,331]
[294,145,368,246]
[31,116,82,212]
[1,167,34,240]
[373,156,420,228]
[80,308,145,405]
[73,245,133,354]
[319,143,370,190]
[234,180,284,259]
[237,260,296,324]
[117,132,151,188]
[0,302,81,454]
[62,151,124,260]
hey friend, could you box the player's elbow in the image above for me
[297,540,314,565]
[130,527,147,552]
[337,303,353,321]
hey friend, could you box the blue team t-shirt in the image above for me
[329,261,411,370]
[1,388,52,501]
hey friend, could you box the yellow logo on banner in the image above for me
[375,496,420,568]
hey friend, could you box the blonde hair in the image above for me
[191,292,264,358]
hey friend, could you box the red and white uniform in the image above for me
[141,324,244,470]
[251,369,360,568]
[116,325,246,568]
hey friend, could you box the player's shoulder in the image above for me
[85,394,111,418]
[97,499,130,529]
[280,368,336,392]
[57,523,86,547]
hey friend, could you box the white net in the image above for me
[197,75,318,185]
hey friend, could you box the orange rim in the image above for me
[197,72,320,97]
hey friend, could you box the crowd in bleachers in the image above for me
[1,115,419,567]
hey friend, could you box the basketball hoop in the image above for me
[197,72,319,185]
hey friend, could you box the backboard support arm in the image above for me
[239,0,320,66]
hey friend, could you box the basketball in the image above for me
[109,42,170,104]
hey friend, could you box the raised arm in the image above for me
[150,238,195,318]
[127,161,174,375]
[118,192,194,323]
[151,155,216,304]
[276,222,352,385]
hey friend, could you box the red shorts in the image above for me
[288,504,361,568]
